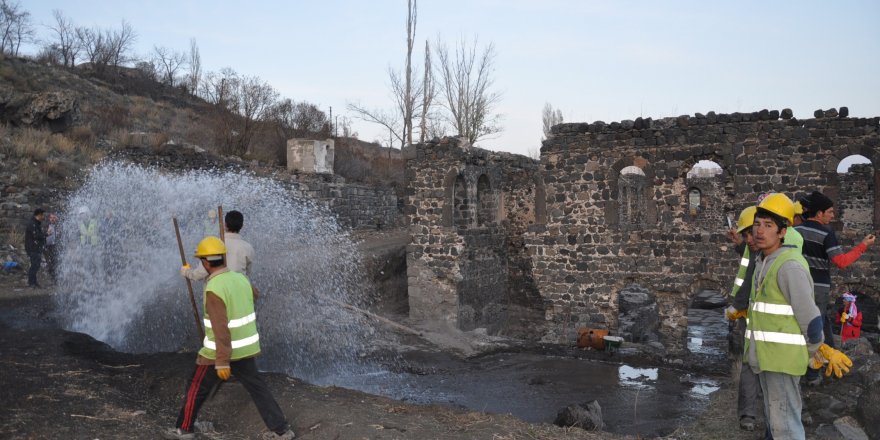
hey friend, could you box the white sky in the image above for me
[22,1,880,158]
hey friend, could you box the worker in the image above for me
[792,201,805,227]
[204,208,218,236]
[77,206,99,247]
[836,292,863,343]
[162,236,295,440]
[724,206,759,431]
[796,191,874,385]
[183,210,255,280]
[24,208,46,288]
[745,193,851,439]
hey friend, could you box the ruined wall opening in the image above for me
[688,188,701,215]
[617,284,661,345]
[476,174,494,226]
[618,166,646,227]
[453,174,470,230]
[837,154,875,233]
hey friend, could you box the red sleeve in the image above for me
[851,312,863,328]
[830,243,867,268]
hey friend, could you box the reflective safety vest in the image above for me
[745,249,810,376]
[79,219,98,246]
[784,227,803,251]
[730,247,750,299]
[198,271,261,361]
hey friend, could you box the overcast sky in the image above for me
[23,1,880,159]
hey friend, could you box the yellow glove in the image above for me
[180,264,191,277]
[817,343,853,378]
[809,351,825,370]
[725,306,748,321]
[216,366,231,381]
[840,312,849,323]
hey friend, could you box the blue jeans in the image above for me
[758,371,805,440]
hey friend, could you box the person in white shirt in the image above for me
[181,210,255,280]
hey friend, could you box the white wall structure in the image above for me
[287,139,335,174]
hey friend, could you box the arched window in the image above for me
[837,154,875,231]
[688,188,701,216]
[619,166,646,225]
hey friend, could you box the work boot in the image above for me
[261,429,296,439]
[739,416,756,431]
[161,427,195,439]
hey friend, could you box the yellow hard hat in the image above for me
[757,193,795,226]
[194,236,226,259]
[736,206,758,233]
[793,201,804,215]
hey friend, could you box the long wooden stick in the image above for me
[324,296,422,336]
[173,216,204,340]
[217,205,225,241]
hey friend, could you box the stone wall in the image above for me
[525,108,880,353]
[403,138,542,334]
[399,109,880,353]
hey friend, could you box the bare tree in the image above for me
[233,75,278,155]
[346,102,403,149]
[45,10,80,67]
[106,20,136,67]
[541,102,563,140]
[435,36,502,145]
[77,27,110,68]
[187,38,201,96]
[419,39,437,144]
[152,45,186,87]
[403,0,416,146]
[0,0,32,56]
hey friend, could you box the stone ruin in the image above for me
[287,138,335,174]
[404,108,880,353]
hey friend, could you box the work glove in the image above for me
[840,312,849,323]
[180,264,191,277]
[816,343,853,378]
[809,351,825,370]
[216,366,231,381]
[725,306,747,321]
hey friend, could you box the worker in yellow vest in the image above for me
[162,237,295,440]
[745,194,851,439]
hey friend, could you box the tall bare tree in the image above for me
[106,20,135,67]
[152,45,186,87]
[187,38,201,96]
[435,36,502,145]
[0,0,32,56]
[541,102,563,140]
[419,39,437,143]
[403,0,416,146]
[45,10,80,67]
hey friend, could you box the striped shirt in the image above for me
[795,220,842,287]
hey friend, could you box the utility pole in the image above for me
[329,106,333,138]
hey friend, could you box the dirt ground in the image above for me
[0,276,654,440]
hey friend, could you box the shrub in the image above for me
[11,127,51,161]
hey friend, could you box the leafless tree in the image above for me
[106,20,136,67]
[541,102,563,140]
[267,98,329,139]
[187,38,201,96]
[0,0,32,56]
[45,10,80,67]
[152,45,186,87]
[403,0,416,146]
[419,39,437,143]
[435,36,502,145]
[347,102,404,149]
[77,27,110,67]
[200,68,239,107]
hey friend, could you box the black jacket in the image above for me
[24,217,45,255]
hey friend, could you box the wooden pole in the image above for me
[217,205,225,241]
[323,296,422,337]
[173,216,204,340]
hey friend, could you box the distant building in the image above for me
[287,139,334,174]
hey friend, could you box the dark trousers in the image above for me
[175,357,288,434]
[27,252,42,286]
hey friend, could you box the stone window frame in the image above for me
[828,148,878,229]
[476,173,495,226]
[687,187,702,216]
[442,167,462,228]
[606,157,657,230]
[681,156,729,222]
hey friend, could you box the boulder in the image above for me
[554,400,604,430]
[0,87,80,132]
[832,416,869,440]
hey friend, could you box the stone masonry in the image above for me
[405,109,880,353]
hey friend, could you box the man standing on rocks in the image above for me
[163,236,294,440]
[24,208,46,288]
[746,193,851,439]
[795,191,874,385]
[182,210,255,280]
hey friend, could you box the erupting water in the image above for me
[53,162,386,383]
